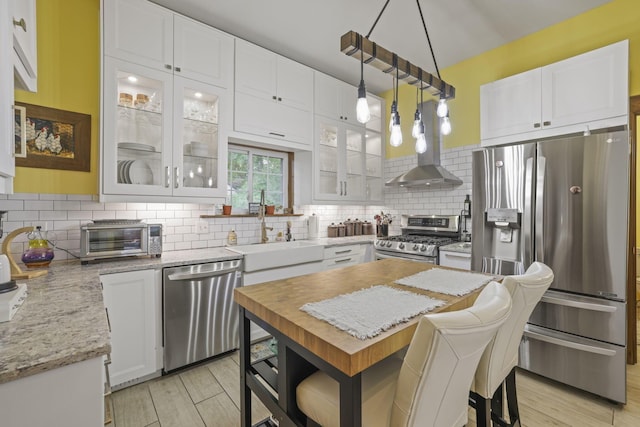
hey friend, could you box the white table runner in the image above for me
[300,285,445,340]
[395,268,493,296]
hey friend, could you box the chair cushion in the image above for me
[296,355,403,427]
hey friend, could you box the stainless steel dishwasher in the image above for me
[163,259,242,372]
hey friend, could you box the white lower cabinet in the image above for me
[101,269,162,388]
[0,357,103,427]
[0,2,15,193]
[439,250,471,271]
[323,244,367,270]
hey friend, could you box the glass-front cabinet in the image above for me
[315,118,366,201]
[102,57,228,200]
[314,94,384,203]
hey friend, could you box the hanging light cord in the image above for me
[366,0,391,38]
[416,0,440,79]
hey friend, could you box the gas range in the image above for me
[374,215,460,264]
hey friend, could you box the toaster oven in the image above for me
[80,221,162,264]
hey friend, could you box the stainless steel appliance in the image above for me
[471,129,629,403]
[80,220,162,263]
[163,259,242,372]
[374,215,460,264]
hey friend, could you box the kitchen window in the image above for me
[228,145,289,212]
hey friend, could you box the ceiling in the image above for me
[151,0,611,94]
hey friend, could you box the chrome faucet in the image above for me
[259,189,272,243]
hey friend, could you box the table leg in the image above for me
[340,372,362,427]
[239,307,252,427]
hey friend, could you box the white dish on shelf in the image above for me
[118,142,156,152]
[190,141,209,157]
[128,160,153,185]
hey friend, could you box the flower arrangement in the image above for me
[374,211,393,225]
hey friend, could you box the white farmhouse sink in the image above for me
[226,241,324,272]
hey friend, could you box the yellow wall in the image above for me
[382,0,640,157]
[14,0,100,194]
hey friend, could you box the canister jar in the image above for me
[353,218,363,235]
[327,223,339,238]
[362,221,374,235]
[337,223,346,237]
[344,219,354,236]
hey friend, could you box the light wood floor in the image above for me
[110,321,640,427]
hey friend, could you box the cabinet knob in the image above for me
[175,66,181,72]
[543,121,551,126]
[278,97,282,102]
[13,18,26,32]
[533,123,541,128]
[272,95,277,100]
[165,64,172,70]
[340,116,344,120]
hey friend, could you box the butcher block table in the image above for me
[234,259,485,427]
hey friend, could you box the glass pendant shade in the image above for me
[441,115,452,135]
[356,80,371,124]
[390,113,402,147]
[436,98,448,118]
[411,110,421,138]
[415,133,427,153]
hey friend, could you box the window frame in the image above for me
[228,144,290,213]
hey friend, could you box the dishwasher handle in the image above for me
[166,260,241,281]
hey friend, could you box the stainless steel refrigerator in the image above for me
[471,129,629,403]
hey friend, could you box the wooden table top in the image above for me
[234,259,484,376]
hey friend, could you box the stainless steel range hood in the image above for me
[386,101,463,188]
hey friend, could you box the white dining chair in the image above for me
[296,281,513,427]
[469,262,554,427]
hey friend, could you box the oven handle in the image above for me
[375,251,436,263]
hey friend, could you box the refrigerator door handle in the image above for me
[540,295,617,313]
[523,157,534,267]
[535,155,546,262]
[523,329,617,357]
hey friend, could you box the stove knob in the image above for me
[398,243,405,249]
[420,245,427,252]
[386,241,393,248]
[413,244,420,251]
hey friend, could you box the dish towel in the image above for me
[395,268,494,296]
[300,285,445,340]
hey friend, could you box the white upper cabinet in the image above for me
[314,72,358,126]
[11,0,37,92]
[1,2,15,193]
[234,39,313,146]
[481,40,628,146]
[104,0,233,88]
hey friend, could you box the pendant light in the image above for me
[436,97,448,118]
[415,76,427,153]
[389,59,402,147]
[356,35,371,124]
[441,113,452,135]
[411,86,421,138]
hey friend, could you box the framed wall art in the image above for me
[14,102,91,172]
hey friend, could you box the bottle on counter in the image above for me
[227,229,237,246]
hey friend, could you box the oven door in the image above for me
[375,251,436,263]
[83,225,148,258]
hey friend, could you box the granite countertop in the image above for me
[0,248,242,386]
[439,241,472,254]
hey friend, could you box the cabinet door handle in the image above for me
[533,123,541,128]
[268,132,285,138]
[165,64,172,70]
[340,181,343,196]
[334,257,352,263]
[174,167,180,188]
[13,18,26,32]
[344,181,347,196]
[543,121,551,126]
[335,249,352,254]
[175,66,181,72]
[105,308,111,332]
[165,166,170,187]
